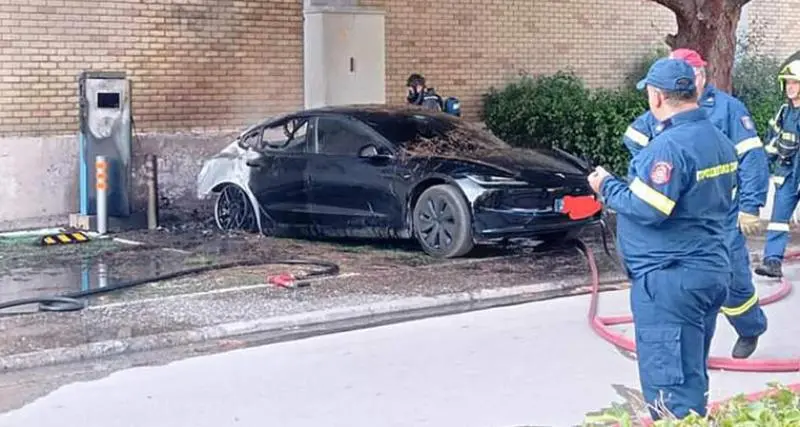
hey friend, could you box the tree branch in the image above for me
[650,0,695,20]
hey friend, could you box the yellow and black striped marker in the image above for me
[39,232,91,246]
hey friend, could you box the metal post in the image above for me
[79,132,88,215]
[80,258,91,292]
[96,155,108,234]
[146,154,159,230]
[97,261,108,289]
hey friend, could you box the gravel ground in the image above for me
[4,206,789,367]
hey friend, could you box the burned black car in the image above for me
[196,105,602,258]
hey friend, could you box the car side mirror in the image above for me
[359,144,393,160]
[359,145,379,157]
[245,148,267,167]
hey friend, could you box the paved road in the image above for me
[1,265,799,427]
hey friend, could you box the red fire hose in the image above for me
[578,237,800,425]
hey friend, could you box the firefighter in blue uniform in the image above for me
[754,60,800,278]
[589,58,738,420]
[621,49,769,359]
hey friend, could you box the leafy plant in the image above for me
[732,53,784,138]
[624,44,671,91]
[583,383,800,426]
[481,44,786,175]
[481,72,646,176]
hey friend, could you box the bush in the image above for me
[733,53,784,138]
[481,48,785,176]
[481,72,646,176]
[582,383,800,426]
[624,45,671,91]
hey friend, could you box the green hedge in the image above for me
[481,51,785,176]
[583,383,800,426]
[733,53,785,138]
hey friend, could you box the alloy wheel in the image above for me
[214,185,256,231]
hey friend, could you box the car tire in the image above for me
[214,184,258,233]
[412,184,474,258]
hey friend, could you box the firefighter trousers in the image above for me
[763,175,800,262]
[630,266,728,420]
[722,230,768,338]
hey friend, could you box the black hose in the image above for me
[0,258,340,314]
[598,212,625,272]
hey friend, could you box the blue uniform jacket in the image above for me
[602,108,739,278]
[765,103,800,184]
[622,85,769,216]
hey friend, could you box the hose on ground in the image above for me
[579,221,800,425]
[0,258,340,314]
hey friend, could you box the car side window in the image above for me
[241,132,260,150]
[315,116,374,156]
[260,118,309,153]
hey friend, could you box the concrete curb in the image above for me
[0,274,629,372]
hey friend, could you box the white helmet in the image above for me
[778,60,800,92]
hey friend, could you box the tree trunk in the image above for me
[653,0,750,93]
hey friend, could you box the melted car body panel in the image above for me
[196,139,268,232]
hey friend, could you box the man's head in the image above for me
[637,58,699,121]
[779,60,800,105]
[669,48,708,94]
[406,73,426,93]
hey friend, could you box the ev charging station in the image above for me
[71,71,133,232]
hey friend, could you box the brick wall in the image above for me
[0,0,796,137]
[362,0,677,120]
[0,0,304,137]
[366,0,798,121]
[744,2,799,61]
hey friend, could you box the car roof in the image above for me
[238,105,452,138]
[256,104,452,126]
[299,104,440,116]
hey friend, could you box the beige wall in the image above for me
[743,2,798,61]
[0,0,796,136]
[0,0,304,137]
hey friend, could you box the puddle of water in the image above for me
[0,249,195,314]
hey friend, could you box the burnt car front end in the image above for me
[455,171,601,243]
[351,107,603,246]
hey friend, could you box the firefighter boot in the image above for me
[732,336,759,359]
[754,259,783,278]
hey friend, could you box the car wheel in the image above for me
[214,184,258,233]
[412,184,474,258]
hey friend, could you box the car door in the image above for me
[245,116,312,228]
[306,115,403,235]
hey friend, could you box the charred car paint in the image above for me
[196,105,602,258]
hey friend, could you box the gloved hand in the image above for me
[738,212,762,235]
[588,166,611,194]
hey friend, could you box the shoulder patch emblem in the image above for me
[741,115,755,130]
[650,161,673,185]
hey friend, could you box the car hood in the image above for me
[452,147,589,178]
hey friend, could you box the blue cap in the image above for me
[636,58,697,93]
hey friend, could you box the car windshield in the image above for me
[356,111,511,155]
